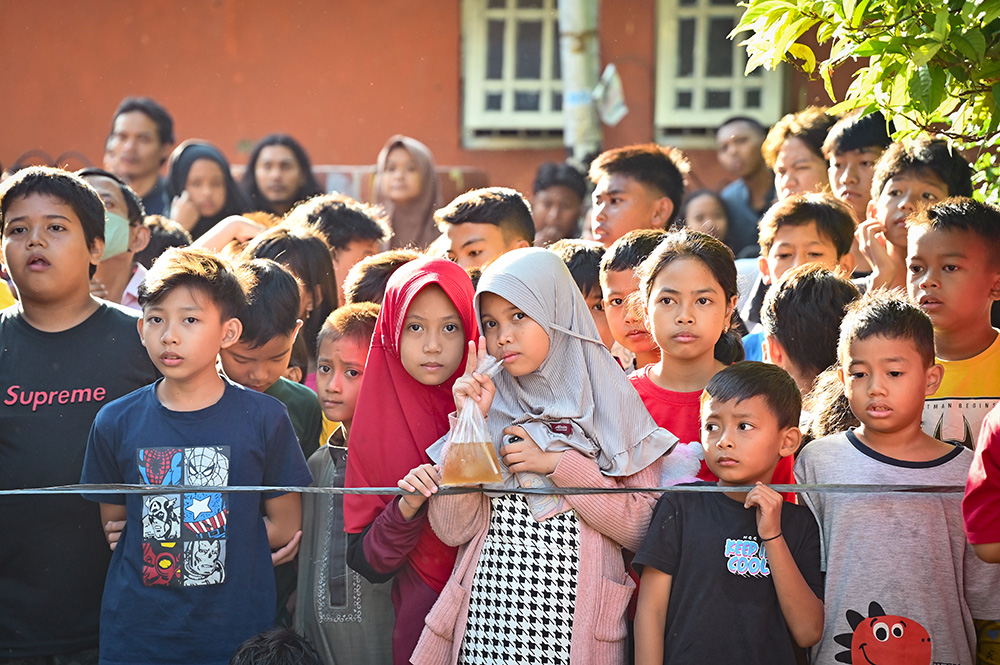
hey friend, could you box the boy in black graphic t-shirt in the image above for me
[633,362,823,665]
[81,247,311,665]
[0,167,158,660]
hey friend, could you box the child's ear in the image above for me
[763,335,783,364]
[837,252,856,276]
[650,197,675,230]
[837,366,846,389]
[866,198,878,222]
[511,238,530,250]
[758,256,772,285]
[220,318,243,349]
[89,237,105,266]
[988,267,1000,302]
[129,224,151,254]
[137,316,147,347]
[925,362,944,397]
[778,426,802,458]
[292,319,304,341]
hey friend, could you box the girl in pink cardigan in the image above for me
[399,249,678,665]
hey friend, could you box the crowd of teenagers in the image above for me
[2,95,1000,665]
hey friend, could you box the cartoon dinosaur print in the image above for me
[833,601,932,665]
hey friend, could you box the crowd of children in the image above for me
[1,97,999,665]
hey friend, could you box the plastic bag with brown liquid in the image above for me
[440,356,504,486]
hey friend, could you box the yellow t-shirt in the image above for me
[922,331,1000,450]
[0,281,15,309]
[319,414,340,447]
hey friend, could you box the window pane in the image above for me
[745,88,761,108]
[706,18,734,76]
[676,90,693,109]
[677,18,695,78]
[516,20,543,79]
[552,91,563,111]
[710,0,737,5]
[486,20,504,80]
[515,91,541,111]
[551,18,562,79]
[517,0,543,7]
[487,0,506,7]
[679,0,696,5]
[486,93,503,111]
[706,90,731,108]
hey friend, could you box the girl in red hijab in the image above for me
[344,257,476,665]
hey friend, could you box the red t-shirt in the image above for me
[630,365,796,500]
[964,402,1000,545]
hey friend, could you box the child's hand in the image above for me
[170,191,200,232]
[453,337,496,418]
[856,218,898,287]
[104,519,126,552]
[398,463,442,520]
[500,426,563,475]
[89,277,109,300]
[271,530,301,566]
[744,481,782,542]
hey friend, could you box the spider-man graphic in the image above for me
[138,448,183,485]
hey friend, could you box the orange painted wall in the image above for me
[0,1,854,201]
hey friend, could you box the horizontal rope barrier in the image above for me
[0,482,965,496]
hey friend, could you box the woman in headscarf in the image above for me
[167,140,251,240]
[373,135,439,250]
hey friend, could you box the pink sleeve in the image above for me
[964,406,1000,545]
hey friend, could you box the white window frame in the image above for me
[654,0,786,149]
[462,0,565,149]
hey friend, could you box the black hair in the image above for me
[717,116,768,136]
[822,110,893,158]
[342,249,421,305]
[802,367,859,444]
[600,229,667,274]
[757,192,856,258]
[76,167,146,226]
[907,196,1000,267]
[533,161,588,200]
[240,134,324,215]
[838,289,936,368]
[138,246,251,321]
[637,229,743,364]
[762,106,838,169]
[134,215,192,270]
[588,144,689,226]
[549,238,605,297]
[228,627,321,665]
[238,259,301,348]
[316,301,380,355]
[870,138,973,201]
[286,334,310,384]
[242,224,337,358]
[761,264,860,381]
[0,166,106,278]
[703,361,802,430]
[110,97,175,146]
[288,193,390,251]
[435,187,535,245]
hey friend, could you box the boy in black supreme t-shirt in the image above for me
[0,167,157,661]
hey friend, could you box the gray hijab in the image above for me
[476,247,677,478]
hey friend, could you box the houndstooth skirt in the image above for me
[458,492,581,665]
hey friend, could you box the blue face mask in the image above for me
[101,212,131,261]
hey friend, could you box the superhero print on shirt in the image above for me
[833,601,932,664]
[142,541,182,587]
[137,446,230,587]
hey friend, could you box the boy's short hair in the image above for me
[588,144,689,226]
[435,187,535,245]
[343,248,421,305]
[821,110,893,158]
[533,161,588,201]
[838,289,936,368]
[288,193,390,252]
[757,192,856,258]
[76,167,147,225]
[761,106,837,169]
[908,196,1000,267]
[228,627,321,665]
[762,264,861,379]
[550,238,605,296]
[0,166,105,249]
[134,215,192,269]
[238,259,301,348]
[600,229,667,275]
[110,97,175,146]
[870,138,973,200]
[139,246,251,322]
[718,115,768,136]
[316,302,380,353]
[703,361,802,431]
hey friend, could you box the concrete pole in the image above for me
[558,0,602,168]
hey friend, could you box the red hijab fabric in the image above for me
[344,258,476,591]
